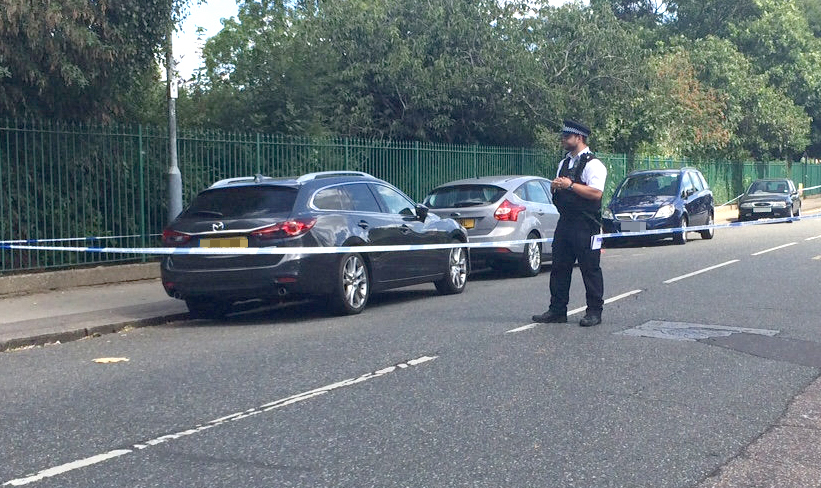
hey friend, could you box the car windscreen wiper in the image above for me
[453,199,487,207]
[191,210,224,217]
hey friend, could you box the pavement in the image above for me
[2,197,821,486]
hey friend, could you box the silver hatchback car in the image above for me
[423,175,559,277]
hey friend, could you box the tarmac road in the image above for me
[1,211,821,487]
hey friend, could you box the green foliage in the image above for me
[0,0,184,120]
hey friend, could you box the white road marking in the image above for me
[3,450,132,486]
[751,242,797,256]
[507,289,642,333]
[806,234,821,241]
[663,260,740,284]
[2,356,437,487]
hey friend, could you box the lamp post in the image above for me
[166,35,182,223]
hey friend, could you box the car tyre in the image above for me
[673,215,688,245]
[329,253,369,315]
[519,232,542,277]
[185,297,231,319]
[700,212,715,239]
[434,242,468,295]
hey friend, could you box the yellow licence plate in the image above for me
[199,237,249,248]
[459,218,475,229]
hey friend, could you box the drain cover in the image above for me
[617,321,779,342]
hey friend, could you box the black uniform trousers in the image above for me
[548,216,604,316]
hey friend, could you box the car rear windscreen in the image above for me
[181,186,298,219]
[424,185,506,208]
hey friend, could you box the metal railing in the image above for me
[2,119,819,274]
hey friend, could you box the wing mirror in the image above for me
[415,204,429,222]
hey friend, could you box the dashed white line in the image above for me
[806,234,821,241]
[751,242,797,256]
[506,289,642,333]
[663,260,740,284]
[2,356,437,487]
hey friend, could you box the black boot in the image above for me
[531,311,568,323]
[579,313,602,327]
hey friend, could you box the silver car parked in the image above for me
[423,175,559,277]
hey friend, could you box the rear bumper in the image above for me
[161,254,337,301]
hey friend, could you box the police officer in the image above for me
[532,119,607,327]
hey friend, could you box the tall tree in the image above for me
[524,2,650,153]
[0,0,185,120]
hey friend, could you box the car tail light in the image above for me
[250,218,317,239]
[162,229,191,246]
[494,200,526,221]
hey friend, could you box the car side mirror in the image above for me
[415,203,429,222]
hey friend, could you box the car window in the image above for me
[424,184,506,208]
[518,180,550,204]
[696,171,709,190]
[182,186,298,219]
[313,186,351,210]
[689,171,704,192]
[615,174,679,198]
[343,183,381,213]
[749,180,789,194]
[681,173,696,195]
[539,181,554,201]
[372,184,416,216]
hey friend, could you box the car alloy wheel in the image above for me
[435,242,468,295]
[519,232,542,277]
[330,253,369,315]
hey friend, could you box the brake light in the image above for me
[250,218,317,239]
[162,229,191,246]
[494,200,526,221]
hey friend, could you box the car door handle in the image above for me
[358,220,369,229]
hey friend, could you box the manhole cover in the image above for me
[617,321,779,342]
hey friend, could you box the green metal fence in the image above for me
[2,119,820,274]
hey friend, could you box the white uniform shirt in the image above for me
[556,147,607,192]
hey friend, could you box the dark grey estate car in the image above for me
[161,171,469,318]
[738,178,801,221]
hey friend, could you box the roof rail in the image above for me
[209,174,282,188]
[209,176,257,188]
[296,171,375,183]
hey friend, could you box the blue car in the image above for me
[602,168,715,245]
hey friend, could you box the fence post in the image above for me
[415,141,420,201]
[138,124,146,263]
[473,144,478,178]
[256,132,261,174]
[345,138,349,171]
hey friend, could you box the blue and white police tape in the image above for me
[0,233,160,245]
[0,237,553,256]
[3,208,820,256]
[591,211,821,249]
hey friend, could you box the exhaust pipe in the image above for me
[277,287,288,296]
[173,291,183,299]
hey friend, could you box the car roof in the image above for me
[208,171,379,190]
[431,175,547,191]
[627,167,696,177]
